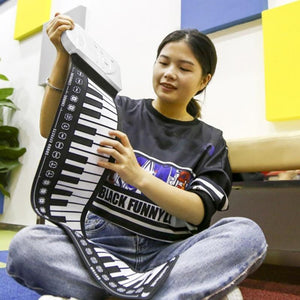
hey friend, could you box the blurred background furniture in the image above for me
[212,131,300,267]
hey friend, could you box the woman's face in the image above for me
[153,41,208,108]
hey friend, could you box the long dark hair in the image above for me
[156,29,217,118]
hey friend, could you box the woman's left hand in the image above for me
[97,130,143,186]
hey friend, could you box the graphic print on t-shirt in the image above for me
[88,150,199,242]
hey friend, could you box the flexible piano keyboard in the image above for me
[31,25,177,299]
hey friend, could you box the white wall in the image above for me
[0,0,299,225]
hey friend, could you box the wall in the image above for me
[203,0,300,139]
[0,0,298,225]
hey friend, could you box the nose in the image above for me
[164,65,177,80]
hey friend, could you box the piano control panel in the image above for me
[61,23,122,92]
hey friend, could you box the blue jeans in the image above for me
[6,217,267,299]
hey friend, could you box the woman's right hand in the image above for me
[46,12,75,54]
[40,13,75,138]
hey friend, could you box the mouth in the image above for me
[160,82,177,90]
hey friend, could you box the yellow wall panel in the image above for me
[262,1,300,121]
[14,0,52,40]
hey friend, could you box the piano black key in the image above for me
[73,135,94,147]
[87,86,103,100]
[57,181,93,192]
[105,265,122,274]
[50,199,69,206]
[57,176,97,192]
[85,96,103,109]
[70,169,99,184]
[68,152,88,164]
[60,174,80,185]
[76,123,97,136]
[81,106,101,119]
[50,216,66,222]
[63,163,84,175]
[53,188,73,196]
[99,255,116,264]
[74,130,98,145]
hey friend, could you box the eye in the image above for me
[158,61,168,66]
[180,67,191,72]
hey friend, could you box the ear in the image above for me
[199,73,212,91]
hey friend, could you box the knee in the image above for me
[227,217,267,260]
[235,217,266,249]
[6,225,48,275]
[215,217,267,258]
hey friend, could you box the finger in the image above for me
[97,145,123,162]
[47,14,74,37]
[47,19,74,36]
[97,159,117,172]
[99,138,126,155]
[49,13,75,27]
[109,130,132,149]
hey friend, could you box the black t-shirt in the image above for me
[92,95,232,242]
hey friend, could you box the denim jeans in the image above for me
[6,216,267,299]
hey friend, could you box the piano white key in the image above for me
[50,203,84,212]
[98,117,118,131]
[85,92,102,103]
[96,251,114,257]
[87,82,116,110]
[79,113,116,131]
[51,194,71,201]
[51,194,89,206]
[78,118,100,131]
[55,183,92,199]
[65,159,86,170]
[56,179,97,191]
[50,211,81,218]
[61,170,99,184]
[104,261,124,268]
[102,107,118,121]
[103,101,117,115]
[69,150,107,175]
[145,264,168,286]
[110,268,136,278]
[79,113,99,126]
[83,101,102,114]
[70,141,105,160]
[118,272,149,287]
[73,130,111,147]
[66,152,106,176]
[72,189,95,199]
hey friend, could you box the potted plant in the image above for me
[0,71,26,200]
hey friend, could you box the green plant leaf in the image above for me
[0,98,18,110]
[0,126,20,147]
[0,146,26,159]
[0,74,9,81]
[0,159,21,173]
[0,88,13,99]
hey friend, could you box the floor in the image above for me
[0,229,17,269]
[1,227,299,300]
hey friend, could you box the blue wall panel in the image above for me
[181,0,268,34]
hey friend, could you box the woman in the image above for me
[7,13,267,300]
